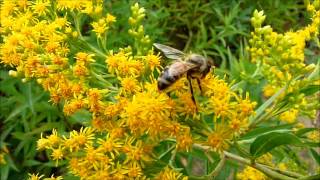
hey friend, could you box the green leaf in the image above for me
[23,160,42,167]
[240,124,294,141]
[310,149,320,165]
[249,87,285,124]
[295,128,318,137]
[1,165,9,180]
[299,85,320,96]
[303,141,320,147]
[250,132,304,159]
[308,61,320,80]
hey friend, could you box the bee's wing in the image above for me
[153,43,185,60]
[168,61,198,77]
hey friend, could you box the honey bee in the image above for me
[154,43,213,107]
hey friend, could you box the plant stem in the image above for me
[192,144,303,180]
[259,164,303,178]
[223,151,297,180]
[298,174,320,180]
[207,153,226,178]
[169,148,177,169]
[72,13,106,58]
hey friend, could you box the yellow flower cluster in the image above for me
[128,3,151,55]
[249,1,320,122]
[201,74,256,152]
[106,49,144,77]
[0,146,9,165]
[155,167,188,180]
[91,13,116,38]
[237,166,267,180]
[37,127,156,179]
[28,173,63,180]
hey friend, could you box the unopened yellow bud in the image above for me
[9,70,17,77]
[72,31,78,38]
[305,63,315,71]
[37,78,43,84]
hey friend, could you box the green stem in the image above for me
[207,153,226,178]
[192,144,303,180]
[90,71,117,91]
[102,31,108,52]
[169,148,177,169]
[259,164,303,178]
[72,12,106,58]
[223,151,297,180]
[298,174,320,180]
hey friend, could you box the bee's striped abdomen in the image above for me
[157,67,179,90]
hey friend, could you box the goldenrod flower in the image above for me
[155,166,188,180]
[0,153,6,165]
[229,117,249,135]
[56,0,85,11]
[277,163,287,171]
[75,52,95,64]
[92,19,108,38]
[206,126,231,152]
[237,166,266,180]
[176,92,197,115]
[210,97,231,118]
[257,153,273,166]
[120,77,141,95]
[28,173,44,180]
[127,162,143,178]
[51,147,64,166]
[122,87,173,137]
[176,131,193,152]
[249,6,319,119]
[308,131,320,142]
[63,127,95,152]
[237,94,257,116]
[106,13,116,24]
[97,134,122,155]
[279,109,298,123]
[47,129,61,148]
[145,53,161,71]
[44,175,63,180]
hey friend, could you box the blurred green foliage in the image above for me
[0,68,60,179]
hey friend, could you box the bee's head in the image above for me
[200,57,214,78]
[207,57,214,67]
[157,80,170,90]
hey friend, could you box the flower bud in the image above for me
[8,70,17,77]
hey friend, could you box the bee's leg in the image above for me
[165,91,174,119]
[196,78,203,95]
[187,75,198,111]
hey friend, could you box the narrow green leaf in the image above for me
[26,83,35,114]
[249,87,285,123]
[23,160,42,167]
[1,165,9,180]
[240,124,294,140]
[299,85,320,96]
[295,128,318,137]
[304,141,320,147]
[310,149,320,165]
[5,104,28,122]
[308,61,319,80]
[250,132,304,158]
[6,155,19,171]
